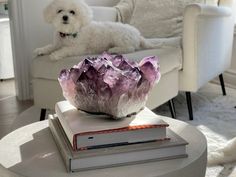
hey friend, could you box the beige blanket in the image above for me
[115,0,135,23]
[115,0,217,38]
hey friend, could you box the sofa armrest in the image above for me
[180,3,235,92]
[91,6,117,22]
[188,3,232,16]
[219,0,235,7]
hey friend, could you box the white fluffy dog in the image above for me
[34,0,178,60]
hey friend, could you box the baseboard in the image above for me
[212,69,236,89]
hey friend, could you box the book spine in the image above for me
[77,138,170,151]
[48,115,72,172]
[75,127,167,150]
[55,102,169,151]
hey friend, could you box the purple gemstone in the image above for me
[58,53,160,118]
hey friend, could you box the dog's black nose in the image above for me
[62,15,68,21]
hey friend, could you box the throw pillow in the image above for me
[206,0,218,5]
[116,0,217,38]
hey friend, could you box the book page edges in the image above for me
[75,124,168,136]
[48,115,72,172]
[71,154,188,172]
[55,103,76,149]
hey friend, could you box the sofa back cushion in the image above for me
[116,0,218,38]
[86,0,120,6]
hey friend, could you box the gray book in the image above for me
[55,101,169,150]
[49,115,188,172]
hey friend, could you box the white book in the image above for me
[49,115,188,172]
[55,101,169,150]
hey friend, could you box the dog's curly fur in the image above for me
[34,0,161,60]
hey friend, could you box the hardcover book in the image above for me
[49,115,188,172]
[55,101,169,150]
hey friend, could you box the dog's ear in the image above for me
[43,0,58,24]
[77,0,93,27]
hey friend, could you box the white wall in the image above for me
[0,18,14,79]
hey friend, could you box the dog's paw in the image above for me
[34,48,46,57]
[49,53,63,61]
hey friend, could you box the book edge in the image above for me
[49,115,188,172]
[52,116,188,157]
[55,103,77,150]
[71,154,188,172]
[48,115,73,172]
[56,101,169,134]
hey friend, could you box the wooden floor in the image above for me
[0,79,33,139]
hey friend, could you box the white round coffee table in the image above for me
[0,116,207,177]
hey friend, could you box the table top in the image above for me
[0,115,207,177]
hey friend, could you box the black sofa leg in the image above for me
[219,74,226,96]
[40,109,47,121]
[168,99,176,119]
[186,92,193,120]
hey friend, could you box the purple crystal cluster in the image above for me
[58,53,160,118]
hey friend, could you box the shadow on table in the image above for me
[9,126,69,177]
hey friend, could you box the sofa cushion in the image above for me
[85,0,120,7]
[116,0,215,38]
[92,7,117,22]
[32,46,182,81]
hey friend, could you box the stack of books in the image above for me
[49,101,188,172]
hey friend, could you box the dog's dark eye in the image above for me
[57,9,63,14]
[69,10,75,15]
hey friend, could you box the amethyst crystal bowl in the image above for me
[58,53,160,119]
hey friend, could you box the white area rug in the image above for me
[155,91,236,177]
[10,84,236,177]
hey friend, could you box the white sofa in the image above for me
[9,0,235,120]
